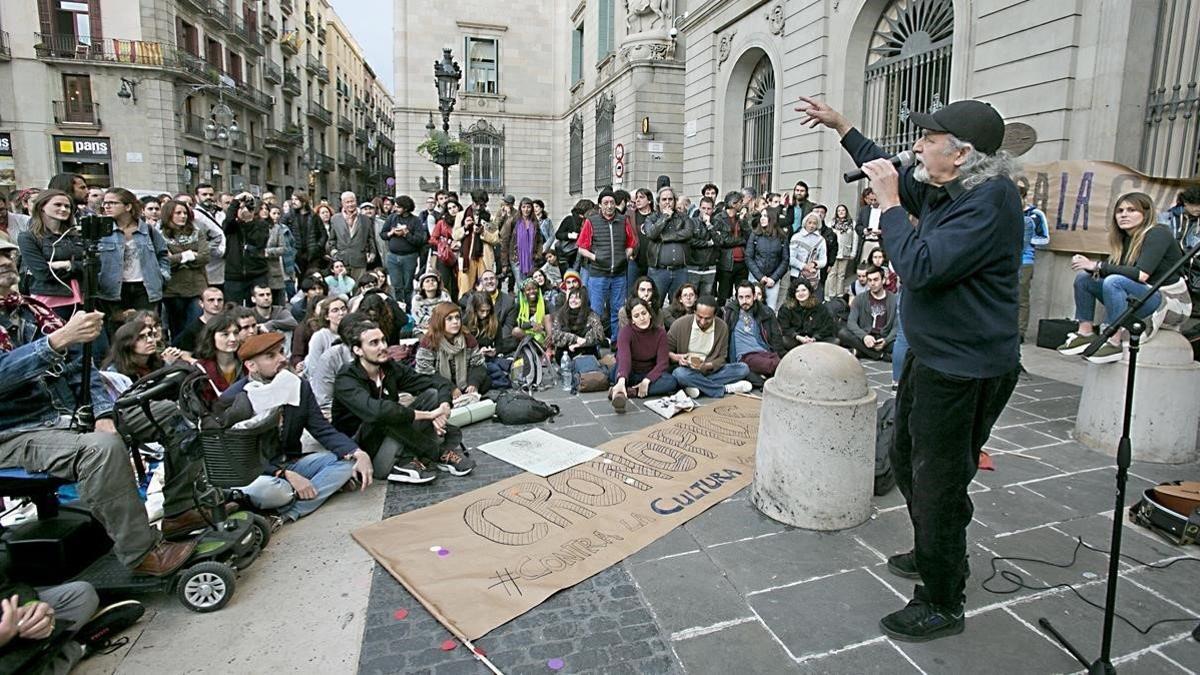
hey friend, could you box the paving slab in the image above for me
[706,526,881,594]
[749,568,903,658]
[682,489,791,548]
[796,640,922,674]
[897,607,1080,674]
[671,619,799,674]
[626,552,753,635]
[968,485,1081,534]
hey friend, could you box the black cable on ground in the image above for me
[982,536,1200,637]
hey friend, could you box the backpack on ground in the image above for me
[509,337,547,391]
[491,390,560,425]
[874,398,897,496]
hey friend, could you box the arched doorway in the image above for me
[862,0,954,155]
[742,55,775,194]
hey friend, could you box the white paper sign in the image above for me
[647,141,664,153]
[685,120,697,138]
[126,152,144,163]
[477,428,602,477]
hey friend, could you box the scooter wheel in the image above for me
[249,513,272,550]
[176,561,237,612]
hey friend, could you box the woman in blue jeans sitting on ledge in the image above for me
[1057,191,1192,364]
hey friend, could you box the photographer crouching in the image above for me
[0,239,196,575]
[799,97,1022,641]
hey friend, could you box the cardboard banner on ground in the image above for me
[353,396,761,640]
[1017,160,1199,256]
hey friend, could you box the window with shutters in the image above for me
[464,36,499,95]
[594,93,615,190]
[460,118,504,193]
[570,114,583,195]
[571,25,584,85]
[597,0,614,60]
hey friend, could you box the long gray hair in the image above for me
[945,135,1019,191]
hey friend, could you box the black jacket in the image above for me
[460,290,517,348]
[222,206,270,280]
[724,301,787,355]
[713,210,748,272]
[222,376,357,464]
[777,302,838,349]
[643,211,693,269]
[283,208,323,269]
[382,212,428,256]
[843,127,1022,377]
[744,230,790,281]
[819,224,840,268]
[554,213,582,260]
[686,216,719,268]
[332,359,452,453]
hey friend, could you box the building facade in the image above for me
[0,0,394,202]
[394,0,1198,318]
[392,0,691,219]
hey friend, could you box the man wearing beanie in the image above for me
[800,96,1022,642]
[221,332,372,524]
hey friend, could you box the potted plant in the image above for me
[416,131,470,167]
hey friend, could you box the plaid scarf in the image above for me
[0,293,65,352]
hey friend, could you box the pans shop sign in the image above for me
[55,136,112,160]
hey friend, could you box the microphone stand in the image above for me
[1038,238,1200,674]
[73,235,100,433]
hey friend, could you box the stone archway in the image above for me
[721,46,780,193]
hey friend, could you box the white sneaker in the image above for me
[724,380,753,394]
[683,386,701,399]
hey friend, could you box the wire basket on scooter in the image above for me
[197,423,277,489]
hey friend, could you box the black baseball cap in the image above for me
[908,100,1005,155]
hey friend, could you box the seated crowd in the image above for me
[3,171,1194,669]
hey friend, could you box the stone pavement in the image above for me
[356,359,1200,675]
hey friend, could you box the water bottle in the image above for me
[560,352,573,392]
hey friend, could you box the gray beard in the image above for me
[913,163,932,184]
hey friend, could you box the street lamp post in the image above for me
[433,47,462,191]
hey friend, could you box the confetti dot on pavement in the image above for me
[393,609,409,620]
[440,639,457,651]
[437,548,451,557]
[548,658,565,670]
[473,646,487,656]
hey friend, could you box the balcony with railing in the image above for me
[0,31,10,60]
[264,123,303,150]
[304,12,315,31]
[182,113,207,138]
[338,114,352,133]
[264,60,282,84]
[280,0,293,15]
[279,30,300,56]
[230,15,263,53]
[305,53,320,74]
[354,128,368,144]
[226,81,273,112]
[307,101,332,126]
[313,152,334,172]
[207,0,232,28]
[315,65,329,83]
[282,70,301,96]
[339,152,359,169]
[317,26,326,44]
[261,14,277,39]
[54,100,100,127]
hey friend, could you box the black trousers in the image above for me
[892,353,1018,609]
[363,388,462,465]
[715,263,747,306]
[837,327,893,361]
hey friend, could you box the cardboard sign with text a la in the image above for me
[1017,160,1199,256]
[352,396,761,640]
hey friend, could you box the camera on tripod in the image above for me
[78,214,115,243]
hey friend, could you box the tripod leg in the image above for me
[1037,618,1090,669]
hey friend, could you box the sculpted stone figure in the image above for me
[624,0,671,35]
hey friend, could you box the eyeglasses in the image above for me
[137,333,157,342]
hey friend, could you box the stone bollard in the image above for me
[1075,331,1200,464]
[752,342,877,530]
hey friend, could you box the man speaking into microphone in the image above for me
[798,96,1023,642]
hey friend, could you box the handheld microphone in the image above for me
[843,151,915,183]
